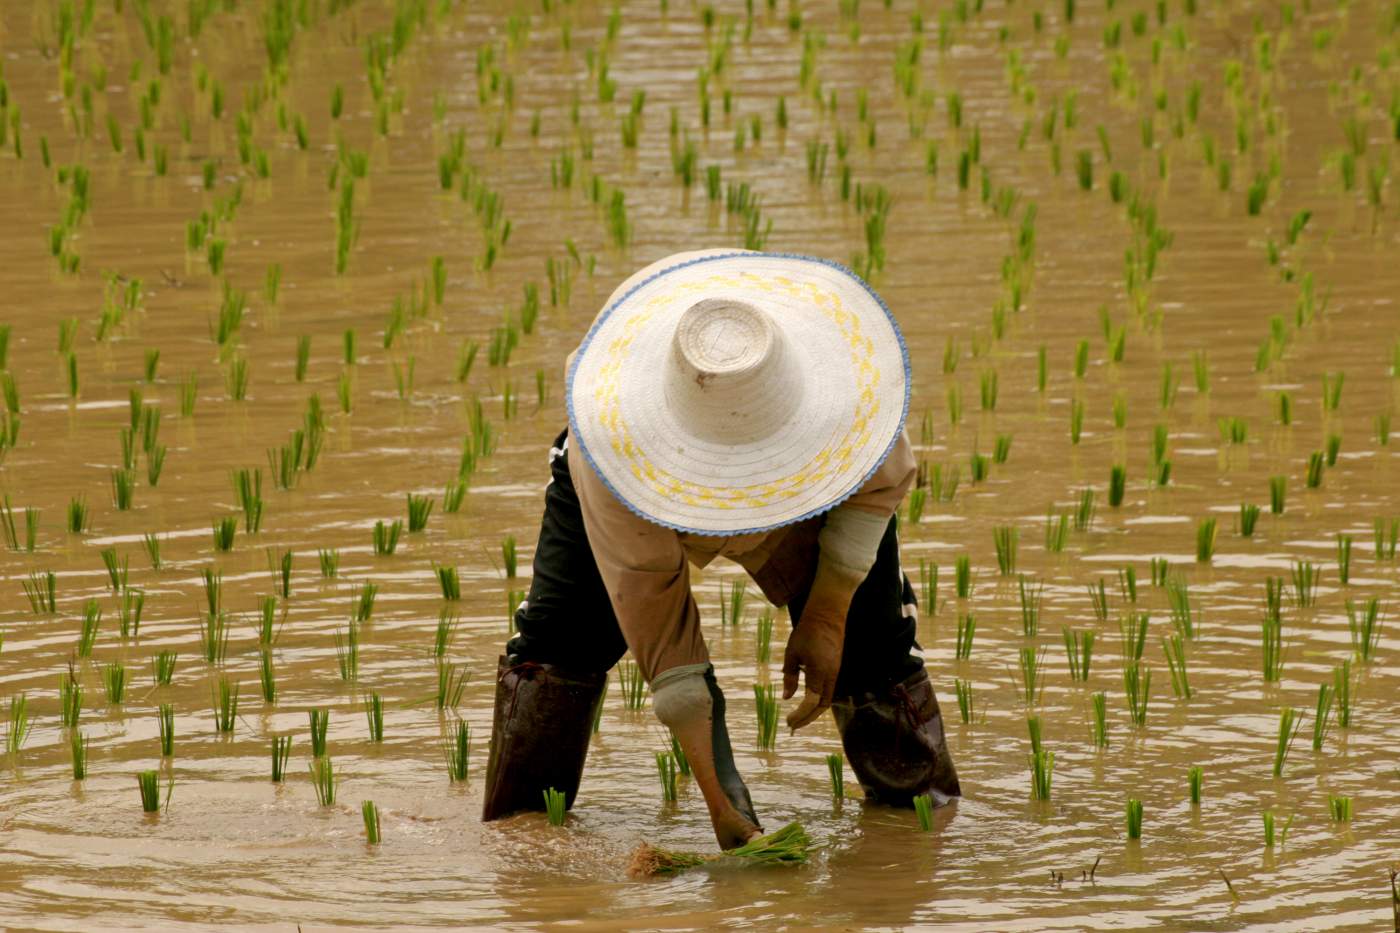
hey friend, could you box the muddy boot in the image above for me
[481,655,607,822]
[831,666,961,808]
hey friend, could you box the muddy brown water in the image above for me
[1,0,1398,928]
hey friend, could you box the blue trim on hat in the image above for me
[565,251,912,537]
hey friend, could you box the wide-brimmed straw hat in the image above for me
[567,251,910,536]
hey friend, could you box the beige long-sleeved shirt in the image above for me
[567,250,916,681]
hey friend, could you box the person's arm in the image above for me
[569,444,760,848]
[783,431,916,729]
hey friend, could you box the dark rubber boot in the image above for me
[831,666,961,808]
[481,655,607,822]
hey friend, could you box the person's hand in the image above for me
[782,557,862,731]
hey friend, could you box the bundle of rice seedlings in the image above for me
[628,821,813,878]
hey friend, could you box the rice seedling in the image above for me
[1239,503,1261,537]
[353,582,378,622]
[158,703,174,757]
[1029,741,1054,802]
[489,532,517,580]
[1119,612,1148,662]
[372,519,403,555]
[179,373,198,417]
[992,526,1018,576]
[906,487,926,524]
[1195,518,1217,563]
[1125,797,1143,840]
[753,684,779,750]
[1062,626,1094,682]
[753,608,775,664]
[1305,451,1325,489]
[1069,400,1084,444]
[1376,412,1391,446]
[1261,809,1293,847]
[1327,794,1352,822]
[200,609,229,664]
[67,496,88,533]
[110,468,135,511]
[655,750,679,803]
[270,549,294,598]
[152,652,177,686]
[955,555,971,598]
[1074,488,1096,532]
[1291,560,1320,608]
[1269,475,1287,514]
[1219,417,1248,445]
[362,800,382,844]
[402,493,435,533]
[436,660,468,710]
[270,735,293,782]
[1088,579,1109,622]
[1162,635,1191,699]
[224,355,249,401]
[1,692,29,758]
[1018,576,1043,637]
[306,707,331,758]
[904,792,935,834]
[318,548,340,578]
[212,516,237,551]
[66,352,78,398]
[1325,433,1342,467]
[231,468,263,533]
[1108,464,1126,507]
[1187,766,1203,805]
[1345,597,1382,662]
[1122,661,1151,727]
[979,369,998,411]
[1373,518,1398,560]
[1322,371,1344,412]
[628,819,816,876]
[59,664,82,728]
[1091,692,1109,749]
[1261,610,1284,683]
[1118,566,1138,604]
[1335,533,1354,585]
[712,578,748,628]
[22,570,56,613]
[141,532,164,569]
[955,612,976,660]
[137,769,169,813]
[1044,512,1070,552]
[1312,682,1335,752]
[70,729,89,780]
[443,480,467,514]
[334,621,360,682]
[77,600,101,657]
[912,560,938,619]
[212,678,239,733]
[101,662,127,705]
[951,677,974,724]
[1017,646,1045,706]
[310,757,338,806]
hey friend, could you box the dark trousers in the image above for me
[507,430,923,698]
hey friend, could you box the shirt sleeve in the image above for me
[568,441,709,682]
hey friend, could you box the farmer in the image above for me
[482,249,960,848]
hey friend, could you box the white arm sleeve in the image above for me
[816,505,889,578]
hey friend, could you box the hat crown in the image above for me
[666,298,799,445]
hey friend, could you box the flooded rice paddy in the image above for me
[1,0,1399,928]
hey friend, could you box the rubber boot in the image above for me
[481,655,607,822]
[831,666,961,807]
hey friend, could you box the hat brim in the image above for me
[567,252,910,536]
